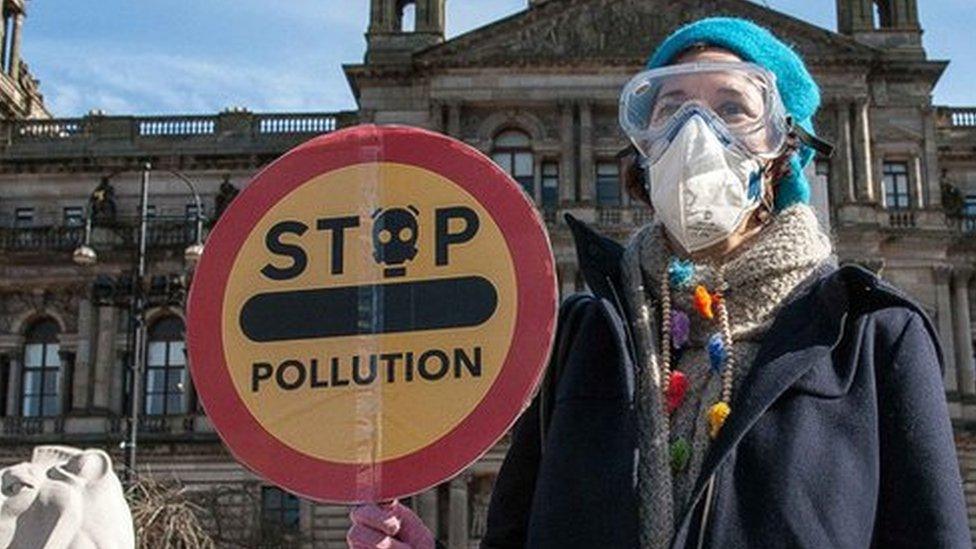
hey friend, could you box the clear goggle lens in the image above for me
[619,62,789,163]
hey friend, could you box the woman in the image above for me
[347,17,971,549]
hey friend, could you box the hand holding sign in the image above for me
[347,501,435,549]
[187,125,558,503]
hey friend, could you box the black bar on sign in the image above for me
[239,276,498,342]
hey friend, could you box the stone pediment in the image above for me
[415,0,877,69]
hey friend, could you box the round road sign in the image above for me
[187,124,558,503]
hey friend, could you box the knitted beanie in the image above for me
[646,17,821,211]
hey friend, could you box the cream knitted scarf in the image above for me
[619,203,834,549]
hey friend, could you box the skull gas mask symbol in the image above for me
[372,206,420,277]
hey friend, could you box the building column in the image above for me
[832,103,856,203]
[428,101,444,133]
[447,102,461,138]
[415,489,439,539]
[0,10,7,74]
[448,474,469,549]
[91,305,117,411]
[532,156,543,205]
[57,349,75,414]
[6,354,20,416]
[921,107,942,207]
[852,98,875,203]
[559,103,576,203]
[578,101,595,203]
[935,266,958,392]
[8,11,22,79]
[952,267,975,396]
[912,156,925,209]
[71,297,94,412]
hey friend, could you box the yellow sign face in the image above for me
[188,125,557,502]
[220,163,517,462]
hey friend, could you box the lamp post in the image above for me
[72,162,206,483]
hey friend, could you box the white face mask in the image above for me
[647,114,765,254]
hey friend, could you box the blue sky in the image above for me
[21,1,974,117]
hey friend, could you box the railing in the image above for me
[0,225,84,251]
[2,416,65,437]
[0,216,207,253]
[138,414,198,434]
[887,209,917,228]
[936,107,976,128]
[596,206,655,228]
[139,116,216,137]
[597,206,624,226]
[258,114,340,134]
[947,214,976,235]
[15,119,85,140]
[542,208,558,224]
[0,111,358,156]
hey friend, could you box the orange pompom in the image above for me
[693,285,714,320]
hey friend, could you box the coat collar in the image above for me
[565,213,943,543]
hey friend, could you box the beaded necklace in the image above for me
[660,257,734,471]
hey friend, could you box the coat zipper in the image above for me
[696,473,717,549]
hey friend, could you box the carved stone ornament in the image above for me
[0,446,134,549]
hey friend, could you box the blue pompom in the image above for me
[708,333,726,373]
[668,258,695,289]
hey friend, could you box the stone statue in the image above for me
[0,446,134,549]
[213,175,239,221]
[89,177,117,223]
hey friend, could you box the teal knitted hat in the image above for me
[646,17,821,211]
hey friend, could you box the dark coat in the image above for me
[481,216,971,549]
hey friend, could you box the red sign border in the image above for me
[187,125,558,503]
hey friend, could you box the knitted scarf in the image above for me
[619,203,834,549]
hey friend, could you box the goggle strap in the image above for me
[789,117,835,158]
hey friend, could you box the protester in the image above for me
[348,16,971,548]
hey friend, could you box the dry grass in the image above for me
[126,473,215,549]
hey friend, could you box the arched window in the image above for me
[397,0,416,33]
[145,316,187,416]
[21,319,61,417]
[491,130,535,199]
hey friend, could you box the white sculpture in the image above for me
[0,445,134,549]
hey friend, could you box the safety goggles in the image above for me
[620,62,791,164]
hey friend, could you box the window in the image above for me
[596,162,622,206]
[398,1,416,32]
[491,130,535,199]
[882,162,910,210]
[144,316,186,416]
[964,194,976,233]
[541,162,559,208]
[21,319,61,417]
[261,486,300,536]
[14,207,34,228]
[63,206,84,227]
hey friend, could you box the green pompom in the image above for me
[670,438,691,472]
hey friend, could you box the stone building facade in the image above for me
[1,0,976,546]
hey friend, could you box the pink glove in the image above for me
[347,500,436,549]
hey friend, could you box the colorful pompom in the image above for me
[670,309,690,350]
[666,371,689,414]
[693,285,714,320]
[707,333,726,373]
[708,401,731,439]
[670,438,691,472]
[668,258,695,289]
[712,291,723,306]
